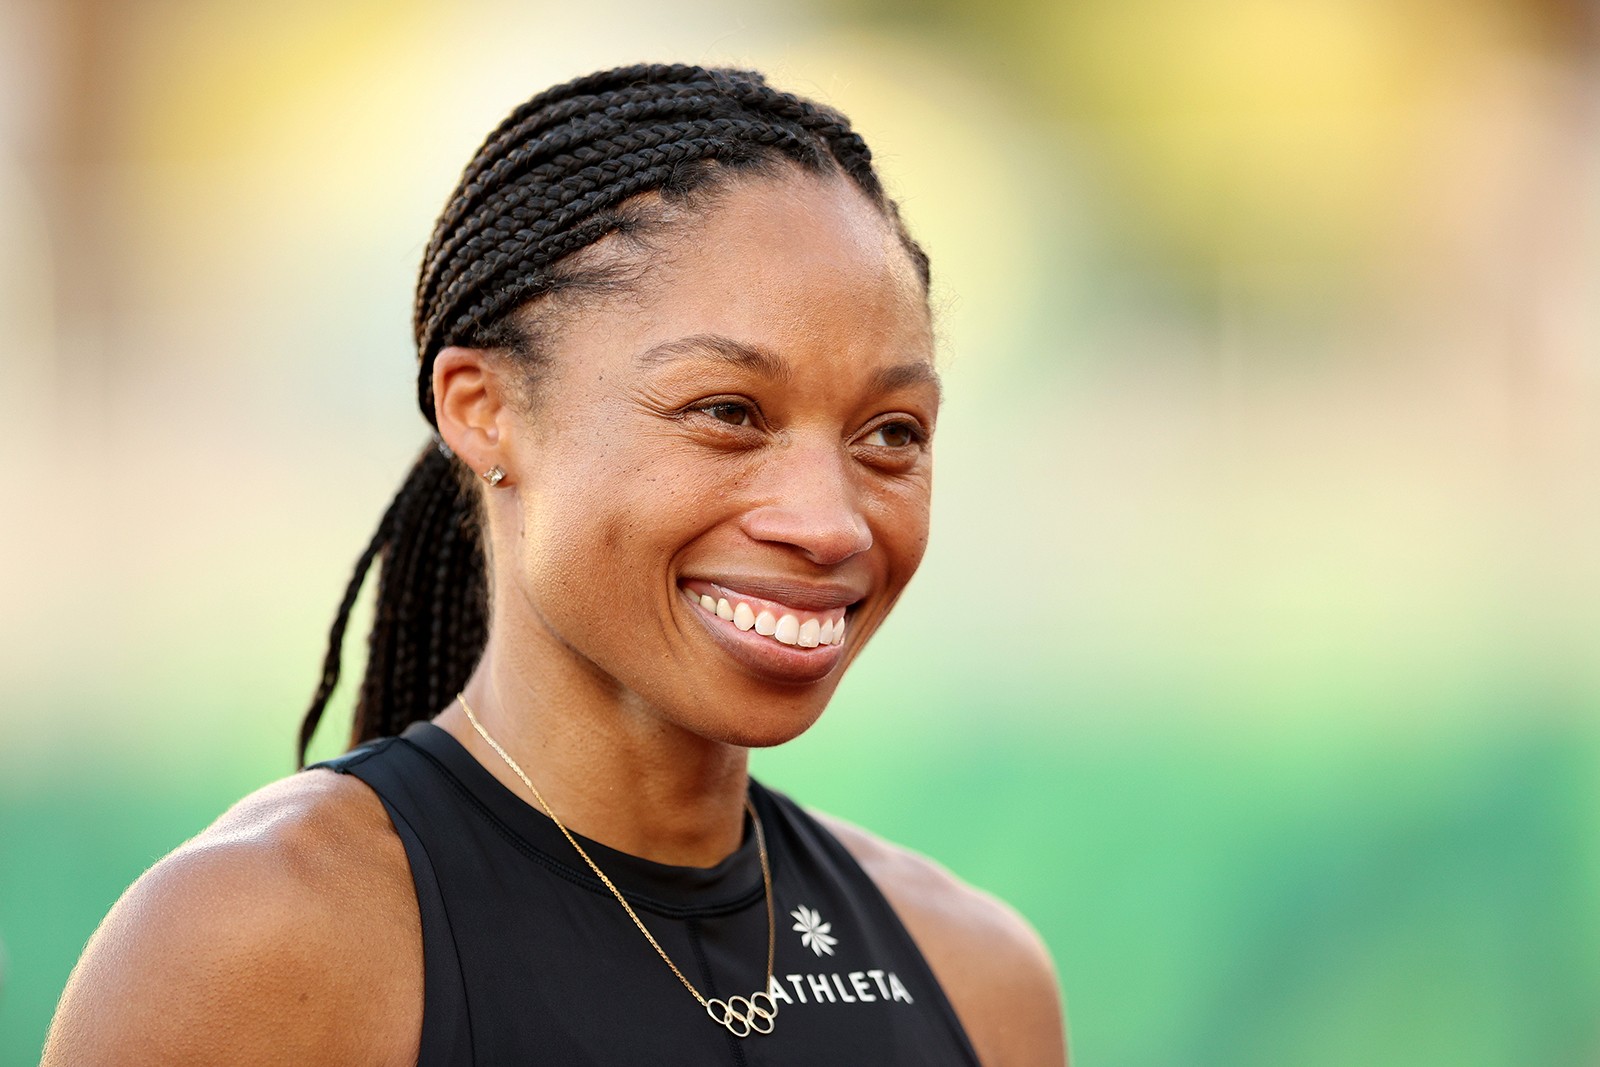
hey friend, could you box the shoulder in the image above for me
[810,810,1068,1067]
[43,767,421,1067]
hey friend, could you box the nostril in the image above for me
[740,505,872,566]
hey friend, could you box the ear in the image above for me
[433,347,516,484]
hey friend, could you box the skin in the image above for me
[42,171,1066,1067]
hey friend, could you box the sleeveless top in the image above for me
[315,722,983,1066]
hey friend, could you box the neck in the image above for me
[436,635,752,868]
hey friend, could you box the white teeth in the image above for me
[702,590,845,649]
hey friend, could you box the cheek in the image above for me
[868,473,934,582]
[511,435,710,621]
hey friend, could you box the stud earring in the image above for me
[480,465,506,487]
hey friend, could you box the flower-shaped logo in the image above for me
[791,905,838,956]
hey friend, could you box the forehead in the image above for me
[549,173,934,383]
[665,172,922,298]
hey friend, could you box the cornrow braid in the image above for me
[298,63,927,765]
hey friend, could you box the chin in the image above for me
[675,693,832,750]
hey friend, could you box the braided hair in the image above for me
[297,63,929,766]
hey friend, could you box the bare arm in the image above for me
[42,771,421,1067]
[812,811,1068,1067]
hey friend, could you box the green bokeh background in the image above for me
[4,1,1600,1064]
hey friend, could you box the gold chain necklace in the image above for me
[456,694,779,1038]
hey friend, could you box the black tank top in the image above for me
[315,722,982,1066]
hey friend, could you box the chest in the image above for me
[428,825,968,1066]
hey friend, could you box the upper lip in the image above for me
[683,575,867,612]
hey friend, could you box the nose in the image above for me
[740,439,873,566]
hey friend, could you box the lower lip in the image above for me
[682,588,848,685]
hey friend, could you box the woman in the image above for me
[43,64,1066,1066]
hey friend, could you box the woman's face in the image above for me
[484,172,937,747]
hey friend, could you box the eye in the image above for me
[864,421,920,448]
[706,402,752,427]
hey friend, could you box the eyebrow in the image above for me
[635,335,791,383]
[871,360,943,404]
[635,332,941,402]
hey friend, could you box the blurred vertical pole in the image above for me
[1495,0,1600,717]
[1507,0,1599,416]
[35,0,125,431]
[1506,0,1600,411]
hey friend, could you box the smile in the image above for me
[681,580,849,649]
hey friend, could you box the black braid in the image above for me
[298,444,486,766]
[297,485,403,763]
[298,64,926,764]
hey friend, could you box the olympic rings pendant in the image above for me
[704,991,778,1037]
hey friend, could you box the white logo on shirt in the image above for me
[767,970,916,1006]
[790,905,838,956]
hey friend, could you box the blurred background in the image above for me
[2,0,1599,1063]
